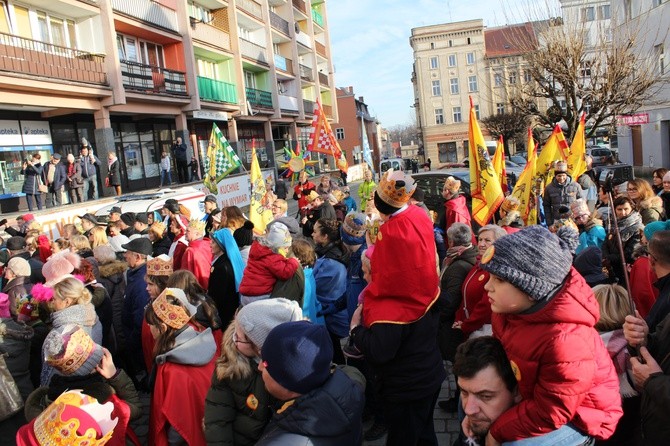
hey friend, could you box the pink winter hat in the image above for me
[0,292,10,318]
[42,251,81,287]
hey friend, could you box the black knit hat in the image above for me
[233,221,255,248]
[120,212,136,226]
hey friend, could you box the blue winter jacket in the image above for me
[122,263,150,369]
[313,244,349,338]
[576,224,606,255]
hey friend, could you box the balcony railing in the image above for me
[191,20,231,51]
[278,94,299,113]
[111,0,178,32]
[198,76,237,104]
[315,40,327,57]
[239,38,268,64]
[0,32,106,84]
[246,87,273,108]
[295,31,312,49]
[274,54,293,74]
[237,0,263,20]
[322,103,332,117]
[120,60,187,95]
[312,9,323,27]
[269,11,290,36]
[292,0,307,14]
[299,63,313,81]
[318,71,328,85]
[303,99,315,114]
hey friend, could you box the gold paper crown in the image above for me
[152,288,192,329]
[342,214,367,238]
[46,327,97,375]
[151,221,166,235]
[146,255,173,277]
[34,390,118,446]
[501,196,520,213]
[378,168,416,208]
[188,218,206,233]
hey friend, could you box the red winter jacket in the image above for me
[180,238,212,290]
[239,242,299,296]
[454,263,492,336]
[629,255,658,318]
[490,267,622,442]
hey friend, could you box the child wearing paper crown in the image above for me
[238,222,299,306]
[145,288,216,446]
[472,225,622,444]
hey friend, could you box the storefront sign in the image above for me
[617,113,649,126]
[21,120,52,145]
[193,169,276,209]
[193,110,228,121]
[0,120,23,146]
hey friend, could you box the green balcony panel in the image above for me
[198,76,238,104]
[311,9,323,27]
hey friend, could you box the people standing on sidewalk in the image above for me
[358,169,376,210]
[21,154,43,211]
[65,153,83,204]
[80,139,100,201]
[107,152,122,196]
[42,153,66,208]
[172,137,189,183]
[159,151,172,187]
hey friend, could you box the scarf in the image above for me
[51,302,98,332]
[617,211,644,243]
[600,329,638,398]
[443,244,472,268]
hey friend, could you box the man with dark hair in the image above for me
[172,137,189,183]
[602,195,643,285]
[453,337,520,445]
[641,229,670,332]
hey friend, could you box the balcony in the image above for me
[239,38,268,64]
[111,0,178,32]
[303,99,315,114]
[299,63,313,81]
[318,71,328,85]
[198,76,237,104]
[295,31,312,49]
[237,0,263,20]
[312,9,324,28]
[191,20,231,51]
[0,32,106,84]
[120,60,187,95]
[315,40,327,57]
[269,11,290,36]
[292,0,307,14]
[274,54,293,74]
[278,95,299,113]
[246,87,273,108]
[322,103,332,117]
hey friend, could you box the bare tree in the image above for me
[502,7,667,141]
[481,111,529,155]
[387,123,418,147]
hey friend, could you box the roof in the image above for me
[485,22,537,57]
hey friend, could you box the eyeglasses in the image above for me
[233,332,252,345]
[649,251,659,263]
[627,187,638,191]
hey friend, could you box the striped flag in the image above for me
[536,124,569,183]
[203,123,242,192]
[249,142,273,233]
[307,99,349,173]
[511,128,538,225]
[492,135,507,193]
[361,118,375,175]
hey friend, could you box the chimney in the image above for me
[359,96,364,103]
[348,86,354,94]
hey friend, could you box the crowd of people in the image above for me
[1,161,670,445]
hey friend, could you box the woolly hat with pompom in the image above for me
[233,221,255,248]
[480,225,578,302]
[42,251,81,288]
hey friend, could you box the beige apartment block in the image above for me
[0,0,337,211]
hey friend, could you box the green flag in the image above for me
[204,123,242,192]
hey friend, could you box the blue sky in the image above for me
[326,0,544,128]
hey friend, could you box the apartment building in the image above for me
[410,19,542,164]
[0,0,337,210]
[332,86,379,169]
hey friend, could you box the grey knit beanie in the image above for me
[237,298,303,349]
[480,225,576,301]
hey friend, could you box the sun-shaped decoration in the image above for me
[278,141,319,186]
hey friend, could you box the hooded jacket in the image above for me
[0,318,34,400]
[313,242,350,338]
[255,366,365,446]
[638,195,665,224]
[543,175,583,225]
[490,267,622,442]
[239,243,300,297]
[99,260,128,352]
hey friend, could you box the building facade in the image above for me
[332,86,379,170]
[0,0,337,210]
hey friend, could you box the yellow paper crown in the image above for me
[377,169,416,208]
[146,254,173,277]
[501,196,520,213]
[152,288,192,329]
[34,390,118,446]
[188,218,206,233]
[46,326,98,376]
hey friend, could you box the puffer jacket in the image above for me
[239,242,299,297]
[638,195,665,224]
[0,318,34,400]
[255,366,365,446]
[543,175,583,225]
[313,242,350,338]
[490,267,622,442]
[99,260,127,352]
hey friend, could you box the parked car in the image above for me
[587,146,614,167]
[510,155,527,165]
[94,186,206,222]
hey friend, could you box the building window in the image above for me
[524,70,532,83]
[494,73,503,86]
[335,128,345,139]
[448,54,457,67]
[432,80,441,96]
[450,78,459,94]
[197,58,219,79]
[430,56,439,69]
[448,40,453,47]
[581,6,595,22]
[580,61,592,77]
[496,103,505,115]
[653,0,665,7]
[117,34,165,67]
[656,44,665,75]
[467,37,471,45]
[35,10,76,48]
[468,75,478,92]
[435,108,444,125]
[467,52,475,65]
[624,0,632,20]
[188,1,213,23]
[474,104,480,120]
[453,107,462,123]
[509,72,517,84]
[598,5,611,19]
[430,42,435,49]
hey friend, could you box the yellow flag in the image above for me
[511,128,538,225]
[468,97,504,226]
[249,142,274,233]
[536,125,569,183]
[491,136,508,193]
[567,114,587,180]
